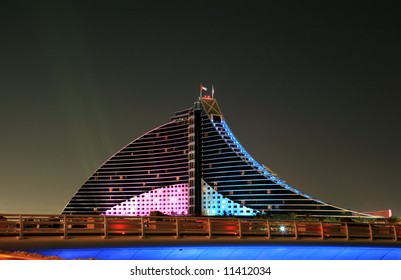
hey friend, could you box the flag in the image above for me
[200,84,207,92]
[212,85,214,97]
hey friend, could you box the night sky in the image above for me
[1,1,400,216]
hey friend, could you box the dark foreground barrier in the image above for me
[0,214,400,241]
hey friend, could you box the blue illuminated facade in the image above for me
[63,94,369,218]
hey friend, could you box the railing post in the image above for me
[266,219,271,239]
[103,216,108,239]
[345,222,349,240]
[175,217,180,239]
[208,218,212,239]
[368,223,373,240]
[62,214,68,239]
[140,217,145,239]
[18,214,24,240]
[238,218,242,239]
[293,221,298,240]
[320,222,324,240]
[394,225,398,242]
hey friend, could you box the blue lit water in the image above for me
[31,245,401,260]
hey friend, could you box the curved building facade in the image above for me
[63,94,368,218]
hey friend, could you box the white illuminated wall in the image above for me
[201,180,258,216]
[104,184,189,216]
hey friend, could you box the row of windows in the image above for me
[115,203,187,211]
[202,209,255,215]
[107,209,189,216]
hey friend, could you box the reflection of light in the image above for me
[279,226,286,232]
[31,245,401,260]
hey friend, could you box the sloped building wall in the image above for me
[63,96,369,218]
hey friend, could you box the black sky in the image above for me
[1,1,400,216]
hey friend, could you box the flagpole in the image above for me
[199,83,202,97]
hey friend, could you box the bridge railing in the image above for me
[0,214,399,241]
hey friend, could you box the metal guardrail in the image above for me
[0,214,400,241]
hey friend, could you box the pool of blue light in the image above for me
[31,245,401,260]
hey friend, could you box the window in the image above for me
[213,115,221,123]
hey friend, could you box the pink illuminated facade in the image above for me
[104,184,189,216]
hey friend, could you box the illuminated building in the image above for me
[63,91,370,218]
